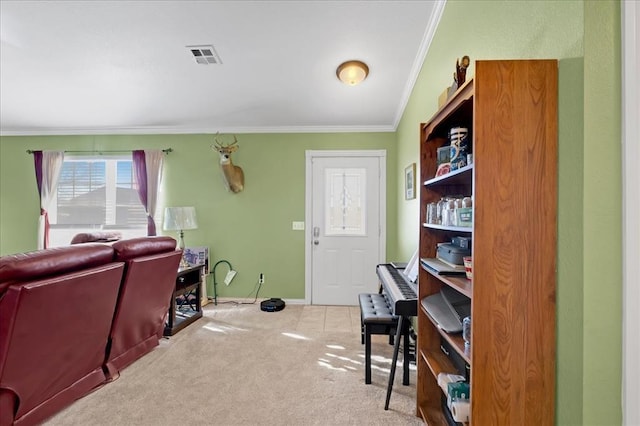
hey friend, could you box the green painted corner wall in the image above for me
[396,0,622,424]
[583,1,622,424]
[0,132,399,300]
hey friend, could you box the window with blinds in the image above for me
[48,156,147,246]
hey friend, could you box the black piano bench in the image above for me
[358,293,398,385]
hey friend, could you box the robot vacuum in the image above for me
[260,298,286,312]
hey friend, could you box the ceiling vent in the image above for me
[186,45,222,65]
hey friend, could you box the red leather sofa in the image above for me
[0,244,124,426]
[104,237,182,377]
[0,237,181,426]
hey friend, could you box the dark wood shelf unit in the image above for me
[422,223,473,233]
[164,264,204,336]
[422,264,472,298]
[421,302,469,364]
[423,163,473,187]
[418,405,448,426]
[416,60,558,425]
[423,347,458,380]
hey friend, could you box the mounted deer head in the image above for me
[212,133,245,193]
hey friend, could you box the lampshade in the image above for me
[336,60,369,86]
[163,207,198,231]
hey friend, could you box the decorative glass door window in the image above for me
[324,168,366,236]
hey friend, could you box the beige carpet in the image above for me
[46,303,422,425]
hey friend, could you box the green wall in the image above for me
[0,133,399,299]
[583,1,622,424]
[395,0,621,424]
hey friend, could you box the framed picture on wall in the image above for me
[405,163,416,200]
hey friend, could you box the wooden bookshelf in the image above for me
[416,60,558,424]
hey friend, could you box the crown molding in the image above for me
[0,123,397,137]
[391,0,446,129]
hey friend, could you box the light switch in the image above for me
[292,221,305,230]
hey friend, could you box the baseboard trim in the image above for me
[208,297,306,305]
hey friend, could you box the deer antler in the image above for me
[213,131,223,149]
[212,132,238,149]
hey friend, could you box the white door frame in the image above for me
[304,150,386,304]
[622,1,639,424]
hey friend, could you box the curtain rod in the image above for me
[26,148,173,154]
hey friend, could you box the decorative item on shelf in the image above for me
[437,197,447,225]
[437,145,451,165]
[452,235,472,249]
[436,163,451,177]
[427,202,438,224]
[448,55,471,98]
[436,145,451,176]
[455,56,471,86]
[211,260,237,305]
[404,163,416,200]
[447,381,470,405]
[463,256,473,280]
[437,242,471,267]
[448,390,471,423]
[183,246,209,271]
[212,132,245,193]
[438,55,472,108]
[449,127,470,171]
[441,198,457,226]
[437,88,450,109]
[163,206,198,269]
[437,372,466,394]
[457,207,473,227]
[462,316,471,348]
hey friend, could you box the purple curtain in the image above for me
[34,151,43,196]
[132,150,156,235]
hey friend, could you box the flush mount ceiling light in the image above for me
[336,60,369,86]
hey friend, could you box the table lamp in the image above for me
[163,206,198,268]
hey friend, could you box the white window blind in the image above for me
[48,156,147,246]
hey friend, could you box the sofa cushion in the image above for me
[70,231,122,244]
[112,236,177,261]
[0,244,115,285]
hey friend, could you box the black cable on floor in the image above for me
[216,280,263,305]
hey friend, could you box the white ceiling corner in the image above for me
[0,1,445,136]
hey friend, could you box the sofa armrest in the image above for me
[0,244,115,286]
[112,236,177,261]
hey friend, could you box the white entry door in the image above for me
[305,150,386,306]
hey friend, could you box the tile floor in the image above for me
[295,304,362,333]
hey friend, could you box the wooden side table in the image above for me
[164,264,204,336]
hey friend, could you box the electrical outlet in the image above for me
[259,273,264,284]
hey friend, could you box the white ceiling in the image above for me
[0,1,444,136]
